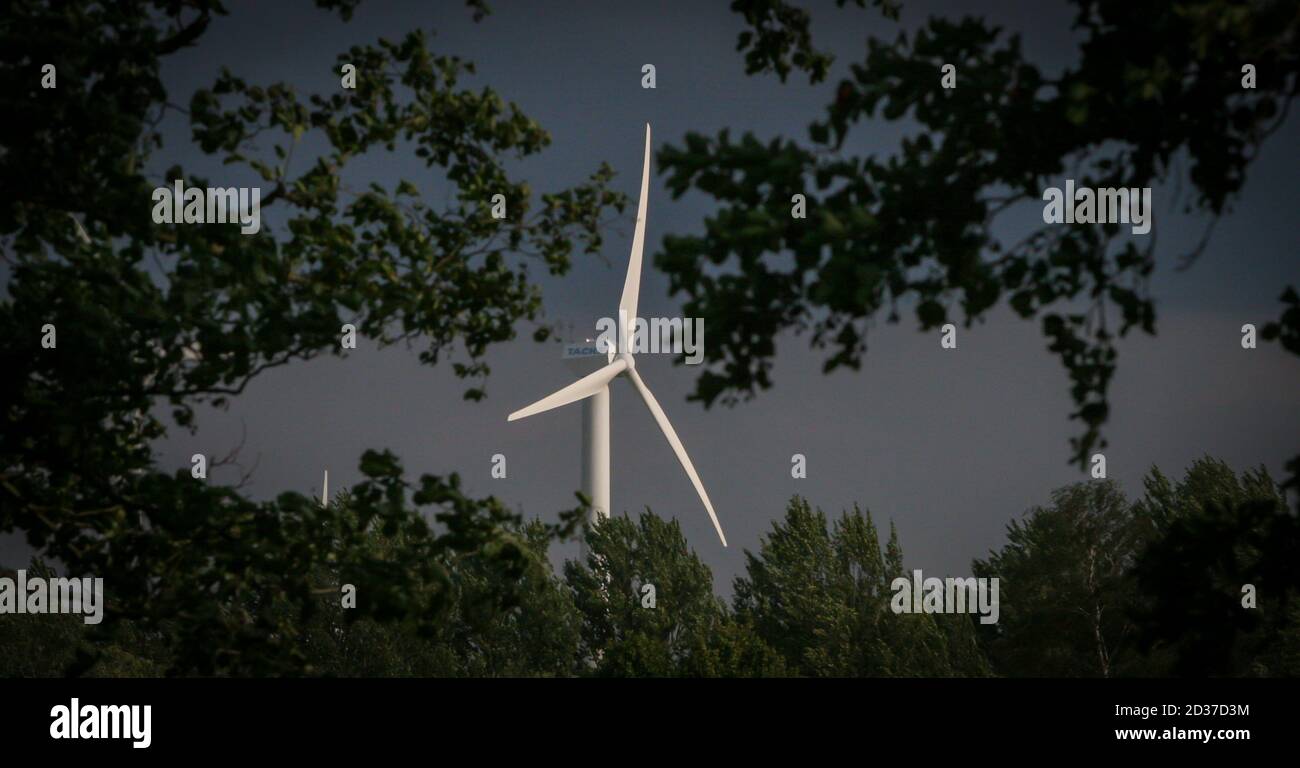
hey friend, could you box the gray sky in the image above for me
[5,0,1299,592]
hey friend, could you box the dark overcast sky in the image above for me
[5,0,1298,592]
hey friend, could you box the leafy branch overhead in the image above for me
[731,0,903,84]
[662,0,1298,467]
[0,0,619,673]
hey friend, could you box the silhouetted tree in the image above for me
[565,511,785,677]
[1131,458,1300,676]
[974,481,1150,677]
[736,497,988,676]
[660,0,1299,478]
[0,1,621,674]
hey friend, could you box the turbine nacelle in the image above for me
[506,124,727,547]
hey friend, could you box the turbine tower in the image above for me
[508,124,727,546]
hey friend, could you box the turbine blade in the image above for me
[626,367,727,546]
[615,123,652,361]
[508,359,627,422]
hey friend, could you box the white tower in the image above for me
[564,340,611,525]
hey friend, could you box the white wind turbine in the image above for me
[508,124,727,546]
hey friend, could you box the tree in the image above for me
[1131,458,1300,676]
[659,0,1299,473]
[735,496,988,676]
[975,458,1300,677]
[0,0,624,674]
[0,560,167,677]
[441,520,584,677]
[295,500,582,678]
[565,511,784,677]
[973,481,1150,677]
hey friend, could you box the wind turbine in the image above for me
[507,124,727,547]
